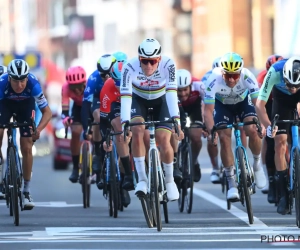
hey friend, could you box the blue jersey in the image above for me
[83,70,105,102]
[0,73,48,109]
[201,70,212,84]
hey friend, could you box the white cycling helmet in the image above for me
[7,59,30,80]
[138,38,161,58]
[97,54,116,75]
[212,57,221,69]
[177,69,192,89]
[0,65,7,76]
[283,56,300,85]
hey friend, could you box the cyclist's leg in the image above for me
[0,99,13,198]
[91,97,102,178]
[155,96,179,201]
[131,94,148,195]
[240,95,266,189]
[110,102,134,191]
[16,98,35,208]
[214,100,238,199]
[69,103,83,183]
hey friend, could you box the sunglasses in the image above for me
[69,83,85,91]
[139,57,160,66]
[223,72,241,80]
[284,78,300,89]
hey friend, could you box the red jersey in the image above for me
[100,78,120,113]
[257,69,272,100]
[180,77,205,108]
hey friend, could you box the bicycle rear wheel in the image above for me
[177,143,185,212]
[237,147,253,224]
[150,148,162,231]
[81,142,90,209]
[8,147,19,226]
[109,149,119,218]
[185,143,194,214]
[140,195,154,228]
[293,148,300,228]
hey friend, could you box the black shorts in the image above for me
[131,93,172,131]
[272,87,300,135]
[182,96,203,125]
[71,103,82,123]
[100,102,120,121]
[0,98,35,137]
[214,94,257,126]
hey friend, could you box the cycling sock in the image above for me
[94,141,101,156]
[224,166,236,189]
[163,162,174,183]
[23,180,30,193]
[213,156,219,170]
[134,156,147,182]
[253,154,261,171]
[72,155,80,170]
[120,156,131,176]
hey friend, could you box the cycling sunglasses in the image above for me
[284,78,300,89]
[68,82,85,91]
[139,57,160,66]
[223,72,241,80]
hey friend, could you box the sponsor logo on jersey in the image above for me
[102,94,110,109]
[137,76,147,81]
[263,71,272,93]
[127,63,135,72]
[140,81,159,86]
[168,64,175,82]
[122,68,129,87]
[208,79,216,89]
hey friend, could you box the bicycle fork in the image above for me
[106,143,121,184]
[289,125,299,191]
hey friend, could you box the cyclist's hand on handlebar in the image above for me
[202,129,209,138]
[31,128,40,141]
[83,130,92,141]
[267,125,278,138]
[173,126,184,141]
[257,125,266,138]
[103,140,113,152]
[208,132,218,146]
[62,116,72,127]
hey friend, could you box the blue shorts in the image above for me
[214,94,257,126]
[0,97,35,137]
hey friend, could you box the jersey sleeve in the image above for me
[193,80,206,100]
[243,68,260,99]
[120,62,133,124]
[203,71,218,105]
[31,82,48,109]
[164,58,180,120]
[61,83,70,111]
[258,67,279,102]
[83,73,97,102]
[0,75,8,100]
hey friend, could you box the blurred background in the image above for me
[0,0,298,163]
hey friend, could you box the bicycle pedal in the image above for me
[228,198,240,203]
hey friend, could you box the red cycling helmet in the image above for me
[66,66,86,84]
[266,54,284,70]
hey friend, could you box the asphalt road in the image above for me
[0,140,299,250]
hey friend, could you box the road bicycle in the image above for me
[1,114,36,226]
[177,123,205,214]
[211,117,262,224]
[271,110,300,227]
[124,110,179,231]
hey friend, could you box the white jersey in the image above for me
[204,67,259,105]
[120,56,180,123]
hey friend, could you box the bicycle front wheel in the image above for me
[293,148,300,228]
[81,142,91,209]
[109,149,119,218]
[237,147,253,224]
[177,143,185,212]
[8,147,19,226]
[150,148,162,231]
[185,143,194,214]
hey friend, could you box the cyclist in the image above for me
[120,38,184,201]
[99,59,132,207]
[173,69,205,183]
[62,66,86,183]
[204,52,266,201]
[0,59,52,209]
[256,56,300,215]
[81,54,116,182]
[256,54,283,202]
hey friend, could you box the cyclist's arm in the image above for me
[61,83,70,118]
[243,68,260,105]
[204,103,215,133]
[256,67,279,128]
[120,63,133,127]
[165,59,180,122]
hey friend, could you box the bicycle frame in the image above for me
[106,139,121,184]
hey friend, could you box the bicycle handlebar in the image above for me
[271,112,300,128]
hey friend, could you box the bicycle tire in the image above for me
[140,195,154,228]
[8,147,19,226]
[177,143,185,212]
[109,149,119,218]
[81,142,90,209]
[293,148,300,228]
[185,143,194,214]
[150,148,162,231]
[163,202,169,223]
[225,174,231,210]
[237,147,254,224]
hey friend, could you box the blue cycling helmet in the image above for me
[113,51,127,62]
[111,61,126,86]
